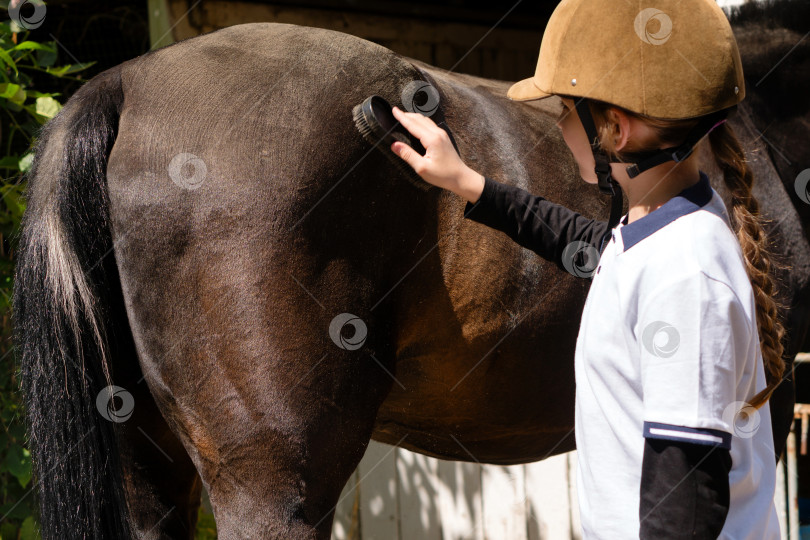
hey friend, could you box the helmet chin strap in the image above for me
[573,99,733,233]
[574,99,624,232]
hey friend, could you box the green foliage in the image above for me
[196,504,218,540]
[0,11,94,539]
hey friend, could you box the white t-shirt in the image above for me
[574,172,780,539]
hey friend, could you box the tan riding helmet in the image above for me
[507,0,745,119]
[506,0,746,233]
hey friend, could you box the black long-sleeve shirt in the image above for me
[462,175,731,538]
[463,175,612,268]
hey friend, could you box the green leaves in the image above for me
[18,153,33,173]
[0,48,18,77]
[0,182,27,235]
[0,382,38,537]
[11,40,58,70]
[0,517,42,540]
[196,505,218,540]
[10,41,54,53]
[0,83,25,105]
[4,444,32,489]
[32,96,61,119]
[0,154,32,173]
[19,516,41,540]
[0,86,62,122]
[44,62,94,77]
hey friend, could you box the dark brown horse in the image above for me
[13,21,810,539]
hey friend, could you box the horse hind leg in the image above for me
[102,281,205,539]
[200,313,395,538]
[116,377,204,539]
[122,262,398,539]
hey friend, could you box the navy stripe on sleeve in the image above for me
[643,421,731,450]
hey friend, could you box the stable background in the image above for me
[1,1,808,539]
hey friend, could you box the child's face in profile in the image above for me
[556,97,598,185]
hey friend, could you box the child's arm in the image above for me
[462,174,611,273]
[388,106,611,269]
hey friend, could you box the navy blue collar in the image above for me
[618,171,714,251]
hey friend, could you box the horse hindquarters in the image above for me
[106,205,401,538]
[103,23,425,537]
[13,65,201,539]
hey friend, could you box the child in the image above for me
[391,0,784,538]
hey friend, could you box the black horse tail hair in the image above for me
[12,65,133,539]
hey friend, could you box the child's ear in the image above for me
[607,108,632,152]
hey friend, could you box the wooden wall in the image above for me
[331,442,581,540]
[161,0,549,81]
[333,441,793,540]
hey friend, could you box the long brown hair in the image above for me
[588,100,786,409]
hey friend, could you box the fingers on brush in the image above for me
[393,109,434,142]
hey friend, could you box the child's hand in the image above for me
[390,106,474,192]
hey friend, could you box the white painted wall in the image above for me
[333,440,791,540]
[331,441,580,540]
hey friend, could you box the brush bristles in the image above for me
[352,103,432,192]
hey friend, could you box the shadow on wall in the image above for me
[330,441,580,540]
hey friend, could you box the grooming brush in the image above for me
[352,95,458,192]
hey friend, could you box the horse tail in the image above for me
[13,65,133,539]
